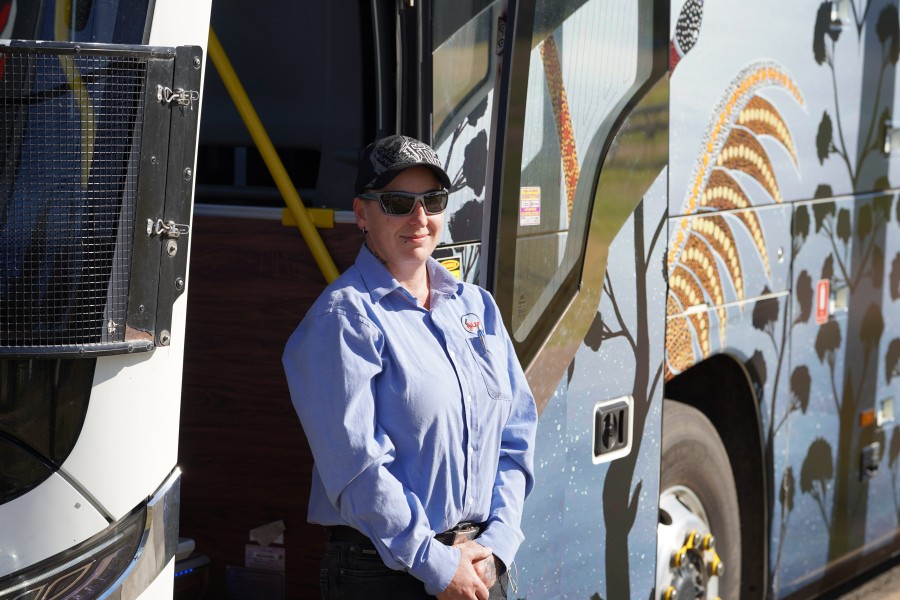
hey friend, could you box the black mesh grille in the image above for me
[0,49,148,350]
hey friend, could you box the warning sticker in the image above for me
[519,186,541,226]
[438,256,462,280]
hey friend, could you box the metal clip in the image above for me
[147,218,190,239]
[157,85,200,109]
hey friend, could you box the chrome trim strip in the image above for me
[102,467,181,599]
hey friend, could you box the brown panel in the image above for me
[179,215,363,599]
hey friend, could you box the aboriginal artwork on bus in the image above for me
[435,94,491,248]
[664,62,804,380]
[770,2,900,595]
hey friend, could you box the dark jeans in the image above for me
[320,540,508,599]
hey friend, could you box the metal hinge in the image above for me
[147,218,190,239]
[157,85,200,109]
[496,15,507,55]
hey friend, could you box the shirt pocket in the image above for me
[465,334,512,401]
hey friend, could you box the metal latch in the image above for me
[157,85,200,109]
[147,218,190,239]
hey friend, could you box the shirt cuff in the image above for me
[476,520,523,571]
[408,537,460,595]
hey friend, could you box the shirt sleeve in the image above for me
[283,308,460,595]
[476,309,538,569]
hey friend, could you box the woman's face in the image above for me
[353,166,445,278]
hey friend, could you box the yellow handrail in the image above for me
[206,27,340,284]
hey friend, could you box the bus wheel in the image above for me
[656,400,741,600]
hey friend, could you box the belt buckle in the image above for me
[449,523,479,544]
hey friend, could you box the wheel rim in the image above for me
[656,485,724,600]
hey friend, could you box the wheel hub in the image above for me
[657,485,724,600]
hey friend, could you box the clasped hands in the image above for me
[436,539,499,600]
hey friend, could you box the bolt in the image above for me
[128,344,134,353]
[664,586,677,600]
[193,55,202,68]
[715,562,725,577]
[150,155,157,165]
[166,240,178,257]
[159,330,171,346]
[183,167,193,180]
[175,277,185,291]
[690,531,700,546]
[75,502,81,509]
[703,534,716,550]
[139,304,145,313]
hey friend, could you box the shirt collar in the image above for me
[356,243,402,303]
[355,244,461,305]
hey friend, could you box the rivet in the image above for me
[159,330,171,346]
[175,277,185,291]
[166,240,178,257]
[193,56,202,68]
[183,167,193,180]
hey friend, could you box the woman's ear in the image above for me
[353,196,368,233]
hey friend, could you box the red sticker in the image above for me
[815,280,830,325]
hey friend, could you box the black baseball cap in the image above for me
[354,135,451,195]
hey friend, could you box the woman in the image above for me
[283,135,537,600]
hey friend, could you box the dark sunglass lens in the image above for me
[380,192,417,215]
[423,191,449,213]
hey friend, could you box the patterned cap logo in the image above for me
[370,135,442,174]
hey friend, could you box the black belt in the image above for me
[326,522,484,546]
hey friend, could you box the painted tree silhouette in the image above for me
[808,0,900,565]
[801,437,835,527]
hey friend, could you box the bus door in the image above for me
[481,0,668,598]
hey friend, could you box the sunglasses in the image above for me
[358,190,449,215]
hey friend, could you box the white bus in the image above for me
[0,1,211,598]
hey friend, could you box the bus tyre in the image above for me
[656,400,741,600]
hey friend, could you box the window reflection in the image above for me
[511,0,643,341]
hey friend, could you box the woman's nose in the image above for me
[409,201,428,225]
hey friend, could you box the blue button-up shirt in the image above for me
[283,245,537,595]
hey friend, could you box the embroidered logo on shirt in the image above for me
[461,313,484,336]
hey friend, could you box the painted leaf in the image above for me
[795,270,813,324]
[800,437,834,494]
[872,245,884,288]
[791,365,811,414]
[857,204,872,240]
[752,288,777,332]
[813,199,835,232]
[822,253,835,281]
[877,5,900,65]
[815,320,842,363]
[794,205,810,242]
[884,338,900,385]
[816,111,833,164]
[836,208,851,244]
[813,2,840,65]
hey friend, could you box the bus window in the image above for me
[3,0,152,45]
[0,359,93,503]
[432,1,494,146]
[504,0,652,344]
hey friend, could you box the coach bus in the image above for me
[5,0,900,598]
[0,0,211,598]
